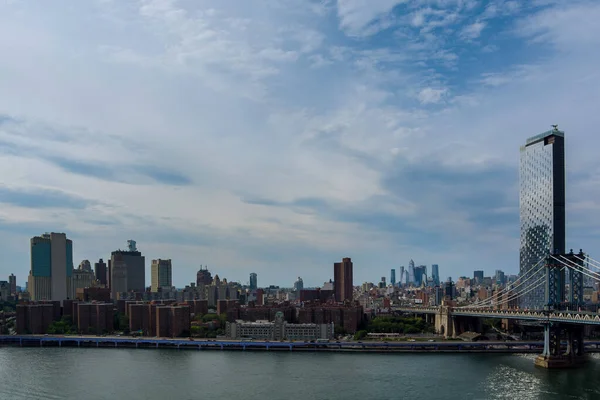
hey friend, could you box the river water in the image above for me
[1,348,600,399]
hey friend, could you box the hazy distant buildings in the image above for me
[249,273,258,291]
[414,265,427,287]
[111,240,145,299]
[390,269,396,286]
[520,127,565,309]
[94,259,108,287]
[431,265,439,286]
[28,233,73,302]
[151,259,173,292]
[293,277,304,292]
[408,260,415,285]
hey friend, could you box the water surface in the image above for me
[1,348,599,399]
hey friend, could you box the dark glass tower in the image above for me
[519,127,565,309]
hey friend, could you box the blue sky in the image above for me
[1,0,600,288]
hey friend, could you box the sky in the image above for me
[1,0,599,288]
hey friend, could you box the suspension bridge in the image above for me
[396,250,600,368]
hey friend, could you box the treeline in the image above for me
[354,316,434,339]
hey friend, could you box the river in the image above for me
[1,348,600,399]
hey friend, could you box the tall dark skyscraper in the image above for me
[110,240,145,299]
[334,257,353,302]
[249,273,258,290]
[390,269,396,286]
[520,126,565,309]
[94,259,107,286]
[473,270,484,284]
[196,266,213,286]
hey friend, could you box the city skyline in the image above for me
[1,1,600,287]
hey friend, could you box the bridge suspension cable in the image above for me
[456,256,546,308]
[464,271,548,309]
[574,254,600,271]
[456,257,546,308]
[558,255,600,281]
[551,255,600,283]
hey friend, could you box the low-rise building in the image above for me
[226,311,334,341]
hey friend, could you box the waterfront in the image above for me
[2,348,600,399]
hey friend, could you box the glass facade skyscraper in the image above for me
[519,127,565,309]
[431,264,439,286]
[390,269,396,286]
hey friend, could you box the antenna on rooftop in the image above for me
[551,124,559,131]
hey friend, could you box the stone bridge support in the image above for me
[435,307,453,338]
[535,323,588,368]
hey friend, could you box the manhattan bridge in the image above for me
[400,127,600,368]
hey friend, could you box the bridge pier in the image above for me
[535,323,587,369]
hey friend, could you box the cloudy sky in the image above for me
[1,0,599,288]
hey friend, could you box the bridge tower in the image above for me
[535,250,587,368]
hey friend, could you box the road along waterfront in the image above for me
[4,335,600,353]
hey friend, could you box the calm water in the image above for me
[2,348,600,399]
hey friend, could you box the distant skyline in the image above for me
[1,1,600,287]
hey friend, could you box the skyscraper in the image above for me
[28,232,73,302]
[151,259,173,292]
[293,277,303,292]
[408,260,415,286]
[249,273,258,290]
[399,266,405,286]
[431,264,440,286]
[334,257,353,302]
[520,126,565,309]
[473,270,484,284]
[94,259,108,287]
[8,274,16,295]
[110,240,145,299]
[390,269,396,286]
[196,266,213,286]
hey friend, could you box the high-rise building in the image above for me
[196,266,213,286]
[8,274,16,295]
[520,127,565,309]
[390,269,396,286]
[414,265,427,287]
[431,264,440,286]
[110,240,145,299]
[151,259,173,292]
[334,257,353,302]
[495,270,506,286]
[399,266,405,286]
[28,232,73,302]
[94,259,108,287]
[293,277,304,292]
[71,264,95,298]
[408,260,415,285]
[79,260,92,273]
[249,273,258,291]
[473,270,484,284]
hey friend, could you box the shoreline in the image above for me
[3,335,600,354]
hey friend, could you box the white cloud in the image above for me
[417,87,448,104]
[0,0,600,286]
[460,20,486,40]
[335,0,406,35]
